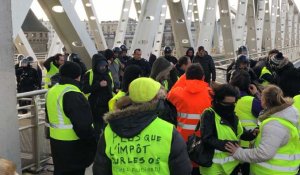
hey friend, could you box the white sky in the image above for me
[31,0,300,22]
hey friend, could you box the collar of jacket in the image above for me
[258,98,294,122]
[59,76,81,89]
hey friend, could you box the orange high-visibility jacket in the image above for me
[168,78,212,141]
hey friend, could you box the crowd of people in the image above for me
[13,45,300,175]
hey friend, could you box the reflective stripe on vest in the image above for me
[251,117,300,175]
[46,84,81,141]
[104,117,172,175]
[235,96,257,147]
[44,62,59,89]
[293,95,300,135]
[209,108,243,175]
[259,67,272,86]
[84,69,114,98]
[177,113,201,130]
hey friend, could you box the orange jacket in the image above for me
[167,78,212,141]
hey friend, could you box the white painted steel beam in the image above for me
[11,0,33,39]
[130,0,164,59]
[133,0,142,18]
[279,0,288,48]
[14,30,37,60]
[0,0,21,172]
[186,0,194,28]
[37,0,97,68]
[218,0,235,58]
[285,3,294,47]
[262,0,272,51]
[274,0,282,48]
[48,33,63,58]
[246,0,258,54]
[193,0,200,45]
[113,0,132,47]
[197,0,217,54]
[256,0,266,53]
[167,0,194,57]
[270,0,279,48]
[152,1,167,57]
[82,0,107,50]
[234,0,248,50]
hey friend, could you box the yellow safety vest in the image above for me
[251,117,300,175]
[44,62,59,89]
[200,108,243,175]
[235,96,257,147]
[104,117,173,175]
[46,84,81,141]
[293,95,300,134]
[108,90,126,112]
[84,69,114,98]
[259,67,272,86]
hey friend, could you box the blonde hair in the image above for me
[262,85,289,108]
[0,158,16,175]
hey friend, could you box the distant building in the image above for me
[22,10,49,53]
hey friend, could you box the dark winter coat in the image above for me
[82,56,113,124]
[193,54,216,83]
[93,100,192,175]
[175,64,185,77]
[126,58,151,77]
[200,108,257,166]
[43,56,59,72]
[165,55,178,65]
[16,66,39,93]
[274,62,300,97]
[45,77,97,172]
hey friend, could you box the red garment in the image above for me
[167,79,212,141]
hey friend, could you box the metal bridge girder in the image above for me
[113,0,133,47]
[81,0,107,50]
[38,0,97,68]
[167,0,194,57]
[262,0,272,51]
[130,0,164,59]
[234,0,248,50]
[270,0,279,48]
[218,0,235,58]
[246,0,258,54]
[193,0,200,45]
[152,1,167,57]
[134,0,142,18]
[256,0,266,53]
[197,0,217,54]
[14,30,37,60]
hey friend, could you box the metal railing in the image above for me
[17,89,50,172]
[214,46,300,83]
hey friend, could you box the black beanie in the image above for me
[104,49,114,59]
[122,65,143,92]
[150,57,172,80]
[59,61,82,79]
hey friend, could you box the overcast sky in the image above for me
[31,0,300,22]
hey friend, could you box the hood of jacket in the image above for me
[259,98,298,126]
[150,57,173,82]
[184,79,209,94]
[92,54,107,72]
[103,99,159,138]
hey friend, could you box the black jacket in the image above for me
[275,62,300,97]
[93,101,192,175]
[200,108,256,166]
[193,54,216,83]
[82,57,113,122]
[126,58,151,77]
[46,77,97,172]
[165,55,178,65]
[16,66,39,93]
[175,64,185,77]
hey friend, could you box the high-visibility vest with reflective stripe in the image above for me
[205,108,243,175]
[46,84,81,141]
[259,67,272,86]
[45,62,59,89]
[293,95,300,134]
[235,96,257,147]
[84,69,114,98]
[104,117,172,175]
[251,117,300,175]
[108,90,126,112]
[177,112,202,141]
